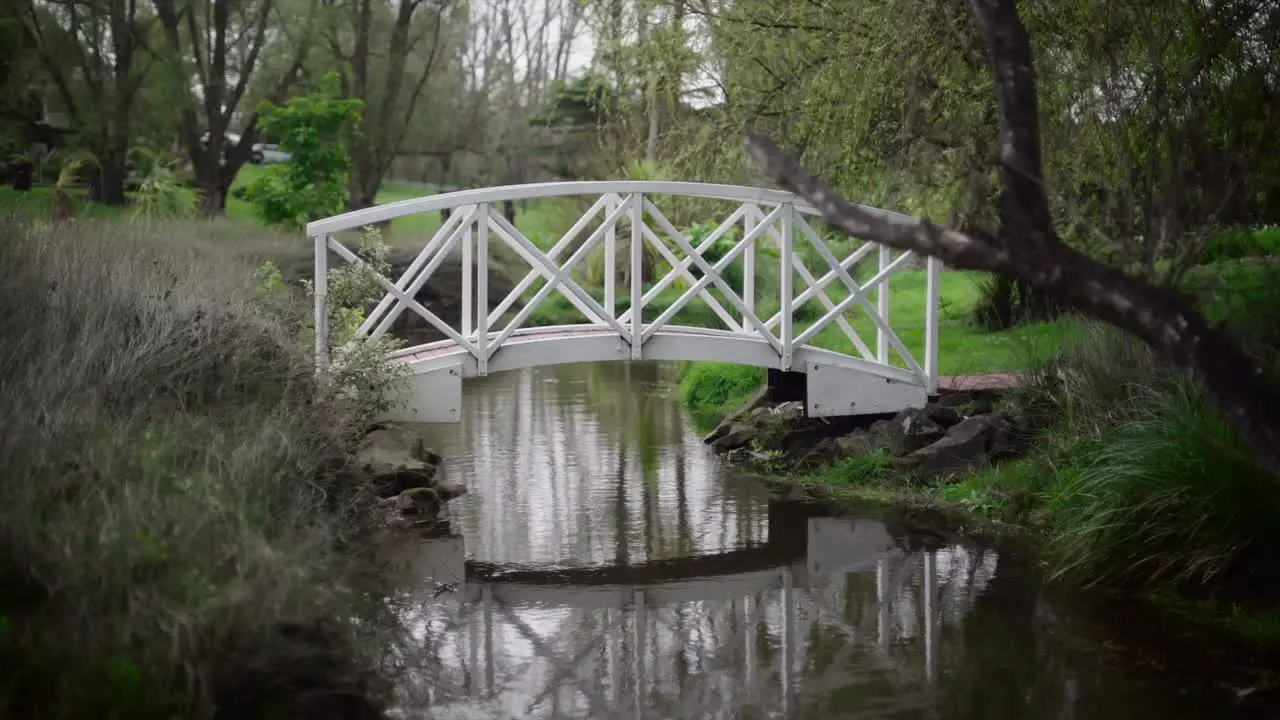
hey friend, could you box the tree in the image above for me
[745,0,1280,476]
[0,0,35,122]
[325,0,459,210]
[151,0,316,216]
[22,0,151,204]
[244,76,363,228]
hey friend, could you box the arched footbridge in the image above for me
[307,182,943,423]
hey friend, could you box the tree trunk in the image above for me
[197,167,226,217]
[91,144,129,206]
[743,0,1280,478]
[348,160,379,211]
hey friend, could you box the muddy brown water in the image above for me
[380,362,1268,720]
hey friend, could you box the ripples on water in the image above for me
[380,363,1239,720]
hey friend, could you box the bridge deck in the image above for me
[390,323,927,387]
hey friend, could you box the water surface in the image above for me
[383,362,1256,719]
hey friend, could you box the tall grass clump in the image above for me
[1044,378,1280,589]
[0,217,393,718]
[1024,284,1280,592]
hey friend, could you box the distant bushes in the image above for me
[0,217,393,717]
[1197,225,1280,264]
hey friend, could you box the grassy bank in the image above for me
[676,267,1078,431]
[729,254,1280,645]
[0,217,395,717]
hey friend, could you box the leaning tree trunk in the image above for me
[744,0,1280,479]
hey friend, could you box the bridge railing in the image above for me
[306,181,941,391]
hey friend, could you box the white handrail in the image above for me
[304,180,916,238]
[309,181,942,393]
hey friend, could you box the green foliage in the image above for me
[677,362,764,430]
[971,273,1069,331]
[936,452,1052,522]
[294,225,410,422]
[129,171,197,225]
[686,221,743,290]
[809,452,895,487]
[528,74,618,128]
[1007,286,1280,590]
[244,74,364,228]
[1197,225,1280,264]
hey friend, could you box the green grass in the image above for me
[0,185,130,221]
[674,265,1081,424]
[2,167,582,253]
[678,363,767,429]
[808,452,896,487]
[1041,375,1280,589]
[0,216,394,717]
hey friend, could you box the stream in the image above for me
[380,362,1261,719]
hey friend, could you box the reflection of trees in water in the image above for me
[573,360,762,562]
[451,363,768,567]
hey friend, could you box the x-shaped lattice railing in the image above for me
[309,182,940,387]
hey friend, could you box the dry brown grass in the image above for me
[0,216,395,718]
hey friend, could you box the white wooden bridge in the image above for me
[307,182,943,423]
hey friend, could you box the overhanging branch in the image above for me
[744,0,1280,479]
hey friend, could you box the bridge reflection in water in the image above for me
[376,364,1004,718]
[387,511,998,719]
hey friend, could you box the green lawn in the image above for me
[1,167,580,251]
[796,268,1076,377]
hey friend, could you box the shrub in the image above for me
[971,272,1068,330]
[0,217,394,717]
[130,171,197,225]
[1197,225,1280,264]
[244,74,363,229]
[302,226,411,422]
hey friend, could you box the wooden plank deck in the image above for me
[935,372,1026,392]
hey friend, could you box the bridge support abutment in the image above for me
[766,368,807,404]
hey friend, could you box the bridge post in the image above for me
[633,589,647,715]
[877,244,891,364]
[630,194,644,360]
[477,203,489,376]
[605,194,618,317]
[483,585,495,693]
[312,233,330,374]
[925,256,941,394]
[743,206,755,332]
[607,607,621,705]
[766,368,806,404]
[462,213,473,338]
[876,559,891,651]
[924,550,938,685]
[781,565,795,715]
[779,203,794,370]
